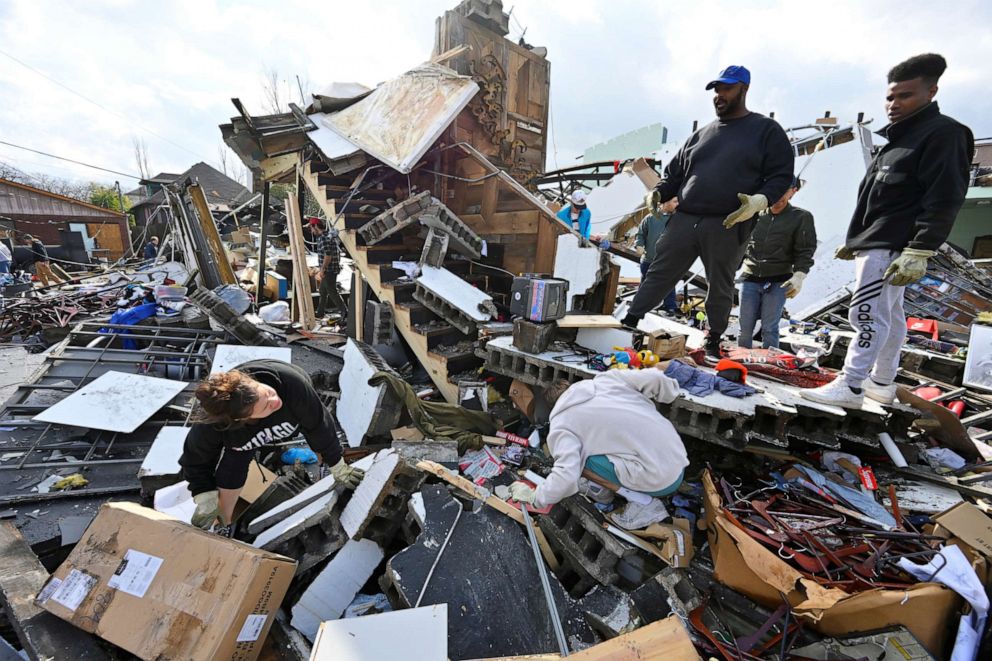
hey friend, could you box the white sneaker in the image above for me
[578,478,615,504]
[800,377,865,409]
[608,498,669,530]
[863,379,897,405]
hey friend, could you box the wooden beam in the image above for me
[284,192,316,329]
[566,616,700,660]
[0,522,110,660]
[188,183,238,285]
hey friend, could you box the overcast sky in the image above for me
[1,0,989,190]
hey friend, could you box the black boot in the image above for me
[621,313,641,328]
[704,337,722,363]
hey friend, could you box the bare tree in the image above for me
[0,162,92,200]
[261,67,285,114]
[218,142,229,176]
[132,137,151,180]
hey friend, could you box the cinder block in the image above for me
[340,449,425,545]
[512,318,556,354]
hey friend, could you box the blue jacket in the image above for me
[143,241,158,259]
[556,205,591,239]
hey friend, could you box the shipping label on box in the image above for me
[37,502,296,661]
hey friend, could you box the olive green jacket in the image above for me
[741,204,816,279]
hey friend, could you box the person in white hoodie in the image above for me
[509,365,688,530]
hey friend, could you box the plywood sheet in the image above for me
[327,64,479,174]
[556,315,621,329]
[34,372,187,433]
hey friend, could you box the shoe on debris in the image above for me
[703,338,722,364]
[800,376,865,409]
[578,477,615,504]
[864,379,897,405]
[608,497,669,530]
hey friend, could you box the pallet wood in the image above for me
[567,616,700,660]
[0,522,109,660]
[189,183,237,285]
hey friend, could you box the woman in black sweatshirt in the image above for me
[179,360,364,528]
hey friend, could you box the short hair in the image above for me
[193,370,259,429]
[888,53,947,85]
[22,234,33,241]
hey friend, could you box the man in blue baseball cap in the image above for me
[623,64,794,361]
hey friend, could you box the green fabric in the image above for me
[584,455,684,497]
[741,203,817,279]
[368,371,496,452]
[635,213,671,262]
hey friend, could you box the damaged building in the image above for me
[1,1,992,660]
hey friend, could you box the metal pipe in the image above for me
[256,181,271,304]
[521,505,569,656]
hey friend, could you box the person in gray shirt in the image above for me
[621,65,794,360]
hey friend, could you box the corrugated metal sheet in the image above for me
[325,64,479,174]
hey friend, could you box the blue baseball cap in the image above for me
[705,65,751,90]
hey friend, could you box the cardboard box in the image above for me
[702,471,960,656]
[933,501,992,559]
[644,330,686,359]
[37,502,296,661]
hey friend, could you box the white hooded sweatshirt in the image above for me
[533,368,688,508]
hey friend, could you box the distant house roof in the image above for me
[131,162,250,211]
[0,177,124,218]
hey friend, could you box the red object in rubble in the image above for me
[912,385,966,418]
[906,317,939,340]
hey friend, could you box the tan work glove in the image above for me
[884,248,935,286]
[781,271,807,299]
[723,193,768,228]
[834,245,856,260]
[329,458,365,489]
[509,481,536,503]
[644,190,662,215]
[191,490,221,529]
[635,246,645,259]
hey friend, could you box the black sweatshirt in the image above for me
[845,102,974,252]
[656,112,795,216]
[180,360,342,496]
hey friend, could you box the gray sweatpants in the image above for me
[627,211,752,339]
[843,249,907,387]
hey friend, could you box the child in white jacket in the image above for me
[510,365,688,529]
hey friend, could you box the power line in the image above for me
[0,47,216,166]
[0,140,142,179]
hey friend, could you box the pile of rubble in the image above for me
[1,1,992,660]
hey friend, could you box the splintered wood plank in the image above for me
[0,522,109,660]
[556,315,622,329]
[567,616,700,660]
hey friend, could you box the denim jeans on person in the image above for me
[738,280,787,349]
[639,261,678,312]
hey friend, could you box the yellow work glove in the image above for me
[884,248,936,286]
[723,193,768,228]
[834,245,856,260]
[509,481,536,503]
[644,190,662,215]
[780,271,807,299]
[329,458,365,489]
[191,490,220,529]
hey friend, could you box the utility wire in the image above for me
[0,48,215,165]
[0,140,142,179]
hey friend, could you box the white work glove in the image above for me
[834,245,856,260]
[644,190,662,215]
[191,490,221,529]
[509,481,536,504]
[884,248,935,286]
[329,458,365,489]
[723,193,768,228]
[781,271,807,299]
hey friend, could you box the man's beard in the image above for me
[715,90,744,117]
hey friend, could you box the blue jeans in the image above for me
[738,280,787,348]
[0,261,8,274]
[585,455,684,497]
[640,261,677,311]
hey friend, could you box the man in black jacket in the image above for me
[802,54,974,409]
[622,65,795,359]
[179,360,363,528]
